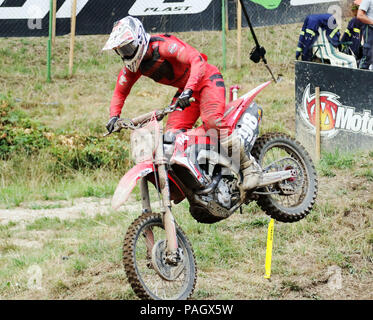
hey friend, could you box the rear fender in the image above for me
[112,161,154,210]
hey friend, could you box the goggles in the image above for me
[116,41,138,60]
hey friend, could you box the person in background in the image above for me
[340,1,364,62]
[357,0,373,69]
[296,13,341,61]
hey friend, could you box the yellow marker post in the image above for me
[264,218,275,279]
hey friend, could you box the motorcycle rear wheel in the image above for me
[123,212,197,300]
[251,133,318,223]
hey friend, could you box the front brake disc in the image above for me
[151,240,184,281]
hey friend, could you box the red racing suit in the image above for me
[110,34,230,134]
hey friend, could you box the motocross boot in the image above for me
[220,133,262,191]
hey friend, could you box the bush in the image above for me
[0,96,131,174]
[0,98,51,156]
[49,135,131,174]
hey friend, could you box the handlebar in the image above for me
[104,97,195,136]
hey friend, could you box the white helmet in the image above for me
[103,16,150,73]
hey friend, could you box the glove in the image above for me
[176,89,193,110]
[106,116,119,133]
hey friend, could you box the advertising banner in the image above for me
[0,0,340,37]
[295,61,373,157]
[229,0,340,28]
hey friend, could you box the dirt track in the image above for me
[0,197,146,225]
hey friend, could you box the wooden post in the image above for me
[52,0,57,46]
[315,87,321,161]
[47,0,53,83]
[237,0,242,69]
[69,0,78,77]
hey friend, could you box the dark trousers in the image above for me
[360,24,373,69]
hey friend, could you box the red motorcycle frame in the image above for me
[112,81,272,211]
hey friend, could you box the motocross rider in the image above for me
[103,16,261,191]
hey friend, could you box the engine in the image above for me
[188,147,242,224]
[198,174,240,209]
[215,179,231,208]
[189,174,240,224]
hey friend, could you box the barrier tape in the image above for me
[264,218,275,279]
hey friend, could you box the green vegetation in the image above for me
[355,168,373,181]
[318,149,356,177]
[0,96,131,207]
[0,96,131,169]
[0,191,371,299]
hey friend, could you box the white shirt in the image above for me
[360,0,373,21]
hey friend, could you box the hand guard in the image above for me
[176,89,193,110]
[106,116,119,133]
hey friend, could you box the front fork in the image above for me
[140,126,180,265]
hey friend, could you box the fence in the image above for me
[0,0,342,80]
[0,0,341,37]
[0,0,221,37]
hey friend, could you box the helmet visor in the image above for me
[116,41,138,60]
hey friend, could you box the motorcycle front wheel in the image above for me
[123,212,197,300]
[251,133,318,223]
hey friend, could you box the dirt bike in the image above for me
[105,80,318,300]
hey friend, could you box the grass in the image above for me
[0,161,120,208]
[0,21,372,300]
[29,204,64,210]
[355,168,373,181]
[0,194,371,299]
[318,149,358,177]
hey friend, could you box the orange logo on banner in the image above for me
[306,95,339,132]
[300,84,341,138]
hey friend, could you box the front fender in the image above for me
[112,161,154,210]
